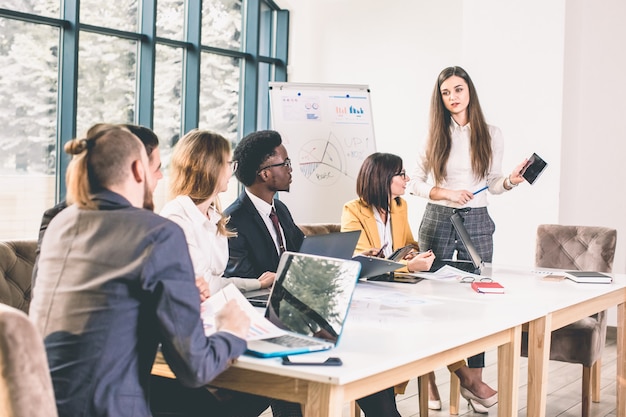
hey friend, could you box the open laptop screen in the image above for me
[265,252,361,344]
[450,212,483,269]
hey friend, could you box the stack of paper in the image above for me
[201,284,285,340]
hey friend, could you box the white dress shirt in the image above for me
[245,188,286,255]
[409,119,508,208]
[373,209,393,257]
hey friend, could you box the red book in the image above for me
[471,281,505,294]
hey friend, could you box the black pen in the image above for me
[376,242,389,257]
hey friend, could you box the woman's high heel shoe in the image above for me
[467,398,489,414]
[460,387,497,413]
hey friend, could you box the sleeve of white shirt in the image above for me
[485,125,508,195]
[162,213,224,293]
[408,144,435,199]
[220,276,261,292]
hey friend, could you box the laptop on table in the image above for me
[245,231,361,307]
[298,230,361,259]
[428,212,484,274]
[246,251,361,358]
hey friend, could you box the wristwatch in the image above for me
[505,176,518,189]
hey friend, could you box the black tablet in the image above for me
[521,153,547,185]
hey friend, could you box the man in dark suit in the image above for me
[224,130,403,417]
[224,130,304,281]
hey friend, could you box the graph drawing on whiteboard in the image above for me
[299,132,351,186]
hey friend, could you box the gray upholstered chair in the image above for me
[0,302,58,417]
[521,224,617,417]
[0,240,37,314]
[298,223,341,236]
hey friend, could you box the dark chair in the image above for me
[521,224,617,417]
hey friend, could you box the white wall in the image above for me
[276,0,626,325]
[276,0,566,269]
[560,0,626,274]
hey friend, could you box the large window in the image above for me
[0,0,289,239]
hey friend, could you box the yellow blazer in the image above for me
[341,197,419,272]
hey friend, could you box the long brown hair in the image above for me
[168,129,234,237]
[425,66,492,185]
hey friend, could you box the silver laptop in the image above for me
[245,231,361,307]
[246,252,361,358]
[298,230,361,260]
[429,212,484,274]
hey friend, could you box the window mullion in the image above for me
[182,0,201,134]
[56,0,80,202]
[137,0,156,128]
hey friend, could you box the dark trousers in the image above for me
[356,387,401,417]
[150,376,270,417]
[151,377,400,417]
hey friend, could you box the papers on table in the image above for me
[201,283,285,340]
[413,265,482,281]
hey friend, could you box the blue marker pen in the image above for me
[473,185,488,195]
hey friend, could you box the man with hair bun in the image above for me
[30,126,259,417]
[32,123,163,286]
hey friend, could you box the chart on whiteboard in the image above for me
[269,82,376,223]
[300,132,353,186]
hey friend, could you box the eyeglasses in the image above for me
[229,160,239,173]
[257,158,292,174]
[394,169,407,180]
[458,276,493,284]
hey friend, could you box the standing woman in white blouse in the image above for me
[160,129,275,297]
[409,66,526,413]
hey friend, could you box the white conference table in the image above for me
[155,267,536,417]
[412,264,626,417]
[152,265,626,417]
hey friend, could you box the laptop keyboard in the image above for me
[265,334,319,348]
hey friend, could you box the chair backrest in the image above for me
[0,240,37,313]
[535,224,617,272]
[298,223,341,236]
[0,303,58,417]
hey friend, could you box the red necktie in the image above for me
[269,207,285,254]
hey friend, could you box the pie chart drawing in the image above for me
[299,138,348,186]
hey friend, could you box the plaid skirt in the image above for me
[418,203,496,263]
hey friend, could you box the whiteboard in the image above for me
[269,82,376,223]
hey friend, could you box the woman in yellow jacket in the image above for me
[341,152,498,413]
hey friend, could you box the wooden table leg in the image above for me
[418,375,429,417]
[527,314,552,417]
[449,371,460,415]
[302,383,343,417]
[617,301,625,417]
[497,325,521,417]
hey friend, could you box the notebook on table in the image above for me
[246,251,361,358]
[564,271,613,284]
[245,231,361,307]
[429,212,484,274]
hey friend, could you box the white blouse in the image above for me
[160,195,261,295]
[409,120,509,208]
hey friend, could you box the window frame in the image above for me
[0,0,289,202]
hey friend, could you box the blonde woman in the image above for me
[160,129,275,297]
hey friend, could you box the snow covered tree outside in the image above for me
[0,0,285,238]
